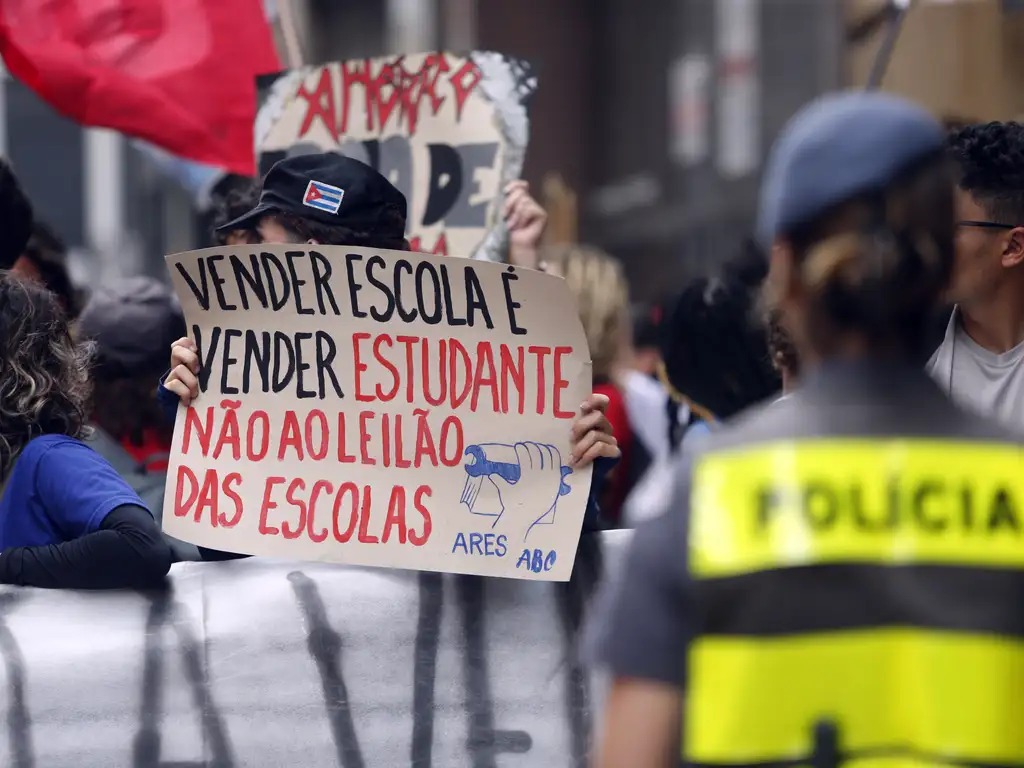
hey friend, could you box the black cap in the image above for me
[77,277,186,376]
[217,153,408,239]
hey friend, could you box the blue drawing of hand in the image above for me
[460,442,569,542]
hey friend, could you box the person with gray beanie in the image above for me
[77,277,201,562]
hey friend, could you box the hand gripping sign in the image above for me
[255,51,537,262]
[163,245,592,581]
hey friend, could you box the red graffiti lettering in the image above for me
[296,54,481,140]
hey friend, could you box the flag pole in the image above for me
[276,0,306,69]
[865,0,912,90]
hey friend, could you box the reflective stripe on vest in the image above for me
[685,439,1024,767]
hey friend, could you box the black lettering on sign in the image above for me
[207,327,344,400]
[346,137,500,230]
[501,267,527,336]
[422,144,461,228]
[0,592,34,768]
[229,253,269,310]
[446,144,500,228]
[416,262,443,325]
[260,252,292,311]
[362,258,495,330]
[346,253,368,319]
[220,329,244,396]
[366,255,395,322]
[193,324,221,393]
[285,251,315,316]
[176,259,211,311]
[208,255,237,312]
[309,250,341,315]
[243,331,272,394]
[462,267,493,330]
[288,572,366,768]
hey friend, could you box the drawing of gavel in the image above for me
[463,444,573,497]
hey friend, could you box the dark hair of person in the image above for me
[273,208,409,251]
[631,302,662,350]
[659,256,781,421]
[90,375,174,447]
[0,273,92,475]
[22,221,82,319]
[946,122,1024,226]
[211,181,260,245]
[766,308,800,378]
[0,159,33,271]
[776,152,954,357]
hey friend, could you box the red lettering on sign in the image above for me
[295,54,481,140]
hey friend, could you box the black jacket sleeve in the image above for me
[198,546,250,562]
[0,504,173,590]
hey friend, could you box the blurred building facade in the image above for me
[6,0,1022,299]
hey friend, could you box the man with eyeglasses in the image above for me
[925,122,1024,428]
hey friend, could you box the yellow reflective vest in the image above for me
[685,438,1024,767]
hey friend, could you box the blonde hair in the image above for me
[540,244,629,381]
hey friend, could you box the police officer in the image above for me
[585,92,1024,768]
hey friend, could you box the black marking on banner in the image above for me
[555,537,604,768]
[700,563,1024,638]
[288,571,365,768]
[411,572,443,767]
[454,576,532,767]
[133,588,235,768]
[171,595,234,767]
[0,592,33,768]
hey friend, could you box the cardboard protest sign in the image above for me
[254,52,537,261]
[163,245,592,581]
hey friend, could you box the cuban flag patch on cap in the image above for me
[303,180,345,214]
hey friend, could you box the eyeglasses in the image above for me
[958,220,1018,230]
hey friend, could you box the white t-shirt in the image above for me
[926,307,1024,431]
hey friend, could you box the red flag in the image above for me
[0,0,280,176]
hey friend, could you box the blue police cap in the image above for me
[756,92,945,248]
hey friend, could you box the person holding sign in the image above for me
[0,274,173,589]
[587,92,1024,767]
[157,152,619,565]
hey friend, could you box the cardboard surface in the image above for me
[255,52,537,261]
[162,245,593,581]
[846,0,1024,122]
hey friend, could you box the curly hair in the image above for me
[211,180,260,245]
[946,122,1024,225]
[0,273,92,475]
[659,272,780,421]
[657,238,780,420]
[272,210,409,251]
[766,308,800,378]
[21,221,82,319]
